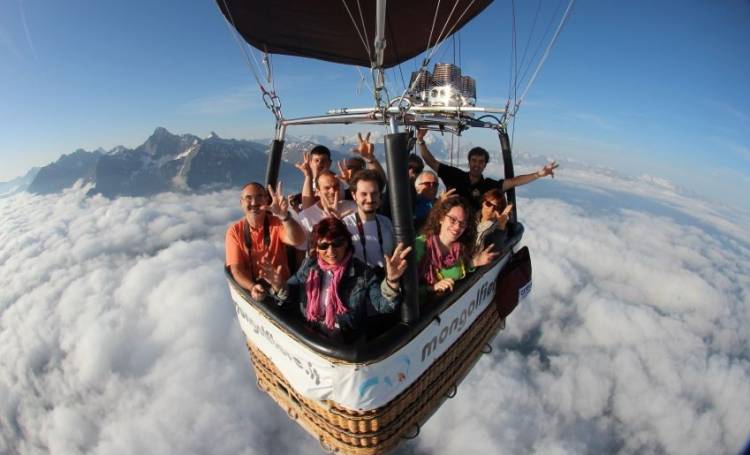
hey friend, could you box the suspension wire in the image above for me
[506,0,516,106]
[452,34,456,65]
[394,0,476,108]
[518,0,565,91]
[354,0,372,59]
[385,11,407,92]
[339,0,373,62]
[355,65,376,97]
[217,0,282,120]
[513,0,575,118]
[425,0,443,58]
[510,0,519,146]
[517,0,543,79]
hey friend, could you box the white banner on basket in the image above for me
[231,257,506,411]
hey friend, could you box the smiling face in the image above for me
[310,153,331,177]
[317,173,340,206]
[240,184,268,221]
[415,172,439,199]
[468,154,487,179]
[439,205,469,243]
[316,236,349,265]
[353,179,381,215]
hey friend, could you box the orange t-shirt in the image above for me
[225,216,290,284]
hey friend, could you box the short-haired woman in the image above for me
[261,217,411,338]
[476,189,513,249]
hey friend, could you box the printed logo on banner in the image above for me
[235,303,321,385]
[358,355,411,397]
[420,279,496,363]
[519,281,532,300]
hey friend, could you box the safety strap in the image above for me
[355,212,384,265]
[243,215,271,254]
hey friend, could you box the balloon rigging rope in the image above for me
[340,0,373,62]
[516,0,543,83]
[513,0,575,119]
[217,0,267,92]
[518,0,566,92]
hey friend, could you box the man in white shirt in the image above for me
[342,169,394,270]
[295,170,357,250]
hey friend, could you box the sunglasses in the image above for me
[419,181,438,187]
[483,200,503,211]
[317,238,347,250]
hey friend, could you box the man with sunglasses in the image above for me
[225,182,306,302]
[416,128,559,211]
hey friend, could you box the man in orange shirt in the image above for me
[225,182,306,302]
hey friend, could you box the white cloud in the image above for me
[1,172,749,454]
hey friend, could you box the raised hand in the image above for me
[416,128,427,142]
[295,152,312,176]
[353,132,375,162]
[384,242,413,286]
[472,244,500,268]
[433,278,455,293]
[498,203,513,226]
[337,160,353,183]
[320,189,341,219]
[438,188,457,202]
[265,182,289,219]
[258,261,285,292]
[537,160,559,178]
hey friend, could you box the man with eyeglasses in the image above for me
[413,170,440,230]
[416,128,559,211]
[225,182,306,302]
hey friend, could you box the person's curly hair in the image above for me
[419,196,476,258]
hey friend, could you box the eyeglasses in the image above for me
[419,181,438,187]
[242,194,266,202]
[483,200,503,211]
[445,214,468,229]
[317,238,347,250]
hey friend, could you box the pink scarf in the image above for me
[305,251,352,330]
[418,235,463,285]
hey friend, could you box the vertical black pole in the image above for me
[265,139,285,188]
[384,132,419,324]
[498,129,518,221]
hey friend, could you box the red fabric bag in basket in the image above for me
[494,246,532,318]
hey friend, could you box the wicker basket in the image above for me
[247,302,505,454]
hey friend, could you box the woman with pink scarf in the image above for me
[415,197,499,296]
[261,217,411,337]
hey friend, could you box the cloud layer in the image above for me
[1,178,749,454]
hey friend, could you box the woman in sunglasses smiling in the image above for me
[415,197,499,296]
[476,189,513,249]
[260,217,411,338]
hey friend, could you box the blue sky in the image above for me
[1,0,748,209]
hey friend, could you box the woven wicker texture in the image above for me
[246,302,504,454]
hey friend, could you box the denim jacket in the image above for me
[273,256,401,334]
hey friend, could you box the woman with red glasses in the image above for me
[476,189,514,249]
[415,197,499,295]
[260,217,411,337]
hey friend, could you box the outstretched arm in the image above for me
[295,152,316,210]
[354,132,387,184]
[266,183,306,247]
[501,161,559,192]
[416,128,441,172]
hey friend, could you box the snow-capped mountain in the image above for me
[0,167,40,197]
[26,128,305,198]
